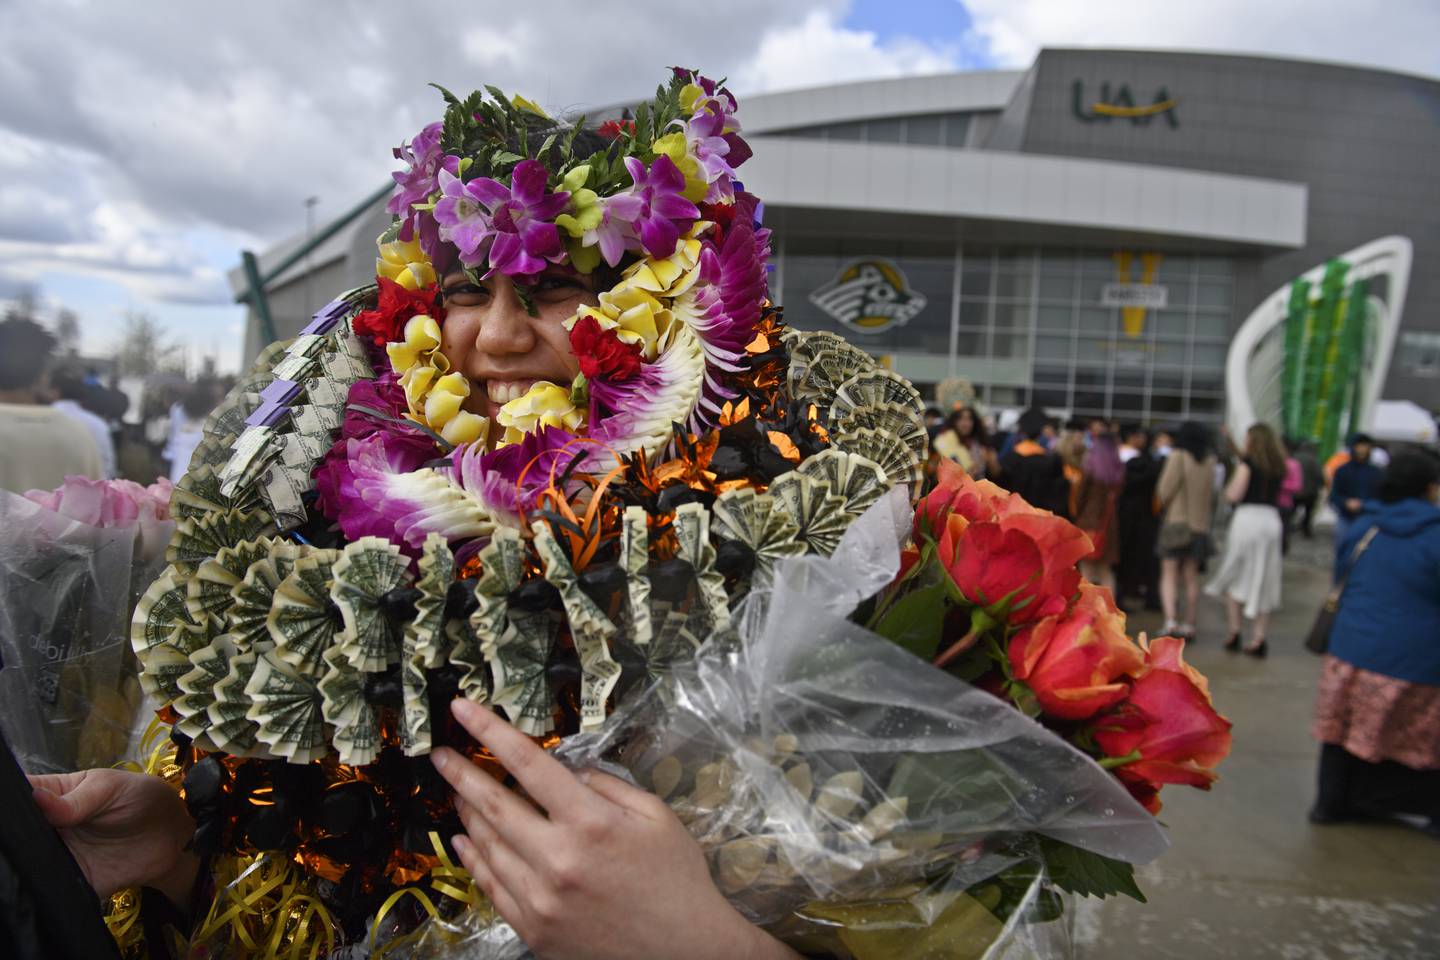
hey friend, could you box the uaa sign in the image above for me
[809,259,927,334]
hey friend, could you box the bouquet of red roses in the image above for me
[392,472,1229,959]
[878,460,1233,820]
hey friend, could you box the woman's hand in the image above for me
[28,768,199,908]
[431,700,800,960]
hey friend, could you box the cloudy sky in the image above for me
[2,0,1436,373]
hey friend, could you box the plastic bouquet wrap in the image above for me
[116,70,1230,959]
[0,476,174,772]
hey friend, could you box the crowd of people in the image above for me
[926,403,1421,653]
[929,402,1440,836]
[0,317,229,495]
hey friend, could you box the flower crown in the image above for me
[363,69,762,461]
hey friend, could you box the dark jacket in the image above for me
[1329,459,1383,520]
[998,442,1071,519]
[1330,498,1440,686]
[1295,450,1323,499]
[0,734,121,960]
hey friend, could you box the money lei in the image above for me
[398,535,454,757]
[319,646,379,766]
[174,636,238,750]
[711,488,805,588]
[532,522,621,732]
[208,647,267,757]
[473,529,555,734]
[244,650,327,763]
[330,537,410,672]
[768,472,849,558]
[796,449,889,518]
[399,646,431,757]
[671,503,733,637]
[621,506,653,645]
[186,539,274,630]
[408,534,454,670]
[267,551,342,678]
[643,602,704,684]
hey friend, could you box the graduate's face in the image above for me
[438,269,594,422]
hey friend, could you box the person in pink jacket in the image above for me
[1278,440,1306,555]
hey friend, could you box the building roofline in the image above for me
[1040,45,1440,86]
[734,68,1027,106]
[740,136,1307,250]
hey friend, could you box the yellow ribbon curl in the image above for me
[368,832,491,957]
[193,852,338,959]
[104,719,482,957]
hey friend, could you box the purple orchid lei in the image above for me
[315,71,769,557]
[434,159,571,275]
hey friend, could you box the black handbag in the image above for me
[1305,526,1379,654]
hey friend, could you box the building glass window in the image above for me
[1038,275,1075,301]
[1153,310,1189,338]
[867,117,903,143]
[1153,370,1186,391]
[1191,344,1228,369]
[1035,336,1072,362]
[1037,305,1072,331]
[1033,385,1069,408]
[776,238,1236,422]
[1078,308,1111,334]
[1194,312,1230,339]
[764,111,982,149]
[1033,364,1071,386]
[960,259,993,298]
[1078,275,1109,302]
[1398,331,1440,377]
[1196,281,1232,309]
[958,300,989,328]
[1076,337,1111,363]
[907,114,943,145]
[1153,341,1188,366]
[994,271,1032,300]
[992,332,1030,359]
[992,304,1031,331]
[943,113,972,147]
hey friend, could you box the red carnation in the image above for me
[352,277,443,345]
[569,314,644,382]
[698,201,738,245]
[598,118,636,140]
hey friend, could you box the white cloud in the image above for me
[734,8,962,93]
[4,0,1435,372]
[960,0,1440,77]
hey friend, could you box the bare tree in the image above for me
[2,286,39,324]
[115,312,185,377]
[54,308,81,355]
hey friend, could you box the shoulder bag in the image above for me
[1304,526,1380,655]
[1157,458,1193,551]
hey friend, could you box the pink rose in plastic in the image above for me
[24,475,173,528]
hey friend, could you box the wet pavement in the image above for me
[1076,529,1440,959]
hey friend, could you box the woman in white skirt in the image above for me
[1207,423,1287,656]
